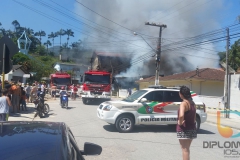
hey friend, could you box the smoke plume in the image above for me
[74,0,224,77]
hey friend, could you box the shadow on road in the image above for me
[103,125,215,134]
[66,107,76,110]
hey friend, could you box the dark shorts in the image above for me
[0,113,7,121]
[177,129,197,139]
[26,94,30,99]
[52,91,56,95]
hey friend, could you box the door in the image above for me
[137,91,165,125]
[162,91,182,124]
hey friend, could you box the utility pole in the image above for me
[145,22,167,85]
[224,28,230,118]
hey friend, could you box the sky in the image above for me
[0,0,240,76]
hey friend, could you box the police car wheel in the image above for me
[196,117,200,130]
[116,115,134,133]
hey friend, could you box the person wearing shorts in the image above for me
[51,85,57,100]
[10,83,21,113]
[0,89,12,121]
[25,83,31,103]
[177,86,197,160]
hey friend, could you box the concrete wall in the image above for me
[198,95,224,109]
[118,89,137,98]
[229,74,240,111]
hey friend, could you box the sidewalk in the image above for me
[206,108,240,130]
[8,95,55,121]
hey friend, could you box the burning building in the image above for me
[90,51,132,75]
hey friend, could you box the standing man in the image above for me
[10,82,21,113]
[25,83,31,104]
[30,84,37,103]
[41,82,45,95]
[0,89,12,121]
[73,84,78,100]
[51,84,57,100]
[127,88,132,97]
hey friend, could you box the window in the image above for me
[84,74,110,84]
[164,91,182,102]
[142,91,163,102]
[123,90,148,102]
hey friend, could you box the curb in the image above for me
[206,107,240,112]
[205,120,240,131]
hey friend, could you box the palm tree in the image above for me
[12,20,21,36]
[0,22,2,27]
[6,30,14,38]
[48,32,58,52]
[34,30,46,45]
[22,27,34,37]
[60,43,68,52]
[56,29,66,47]
[65,29,74,47]
[44,40,52,53]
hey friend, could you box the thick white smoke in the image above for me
[74,0,224,77]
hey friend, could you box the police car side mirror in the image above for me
[140,98,147,102]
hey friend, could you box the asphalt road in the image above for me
[9,98,240,160]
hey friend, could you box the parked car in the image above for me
[0,121,102,160]
[97,86,207,133]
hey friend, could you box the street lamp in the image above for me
[133,32,156,54]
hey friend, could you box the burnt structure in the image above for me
[91,51,132,76]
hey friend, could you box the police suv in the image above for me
[97,86,207,133]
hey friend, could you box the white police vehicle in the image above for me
[97,86,207,133]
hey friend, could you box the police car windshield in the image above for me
[123,90,148,102]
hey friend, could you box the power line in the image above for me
[75,0,157,38]
[48,0,140,37]
[14,0,158,51]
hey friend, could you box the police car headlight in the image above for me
[103,105,112,111]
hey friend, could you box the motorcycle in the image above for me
[61,94,68,109]
[33,93,50,118]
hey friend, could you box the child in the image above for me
[0,88,12,121]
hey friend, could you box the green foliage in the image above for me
[29,55,58,81]
[12,52,30,65]
[218,39,240,71]
[35,45,47,56]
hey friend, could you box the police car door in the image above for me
[138,91,165,125]
[162,91,182,124]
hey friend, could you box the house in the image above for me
[137,68,225,97]
[2,65,30,83]
[91,51,132,75]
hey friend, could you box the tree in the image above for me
[12,52,32,72]
[56,29,66,47]
[35,45,47,56]
[218,39,240,71]
[44,40,52,52]
[229,39,240,71]
[12,20,20,32]
[34,30,46,45]
[66,29,74,47]
[60,43,69,52]
[48,32,58,52]
[22,27,34,37]
[12,52,30,65]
